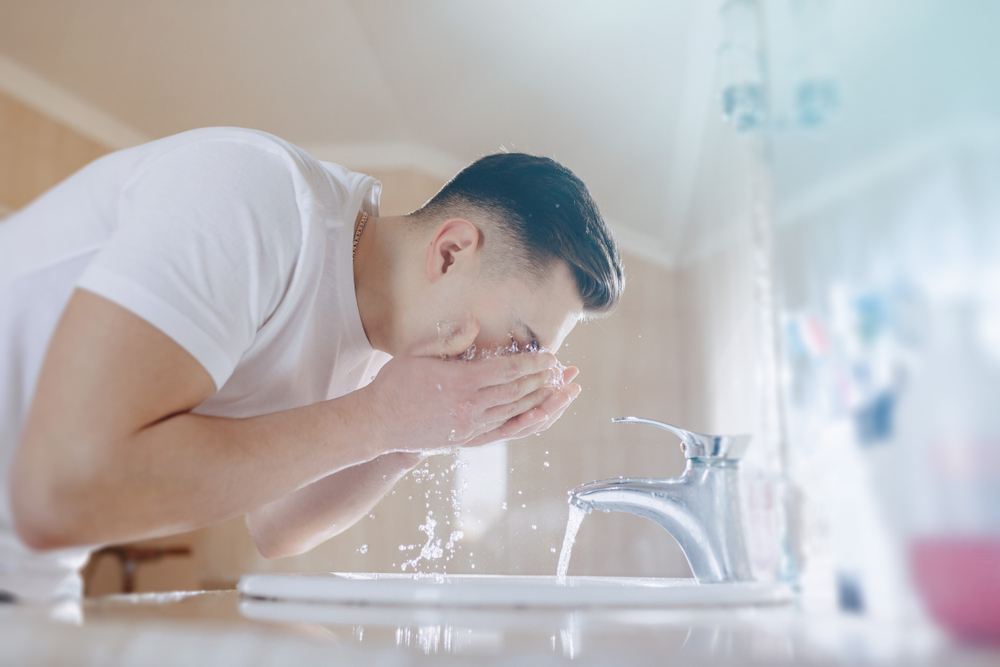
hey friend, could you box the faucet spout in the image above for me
[569,459,753,583]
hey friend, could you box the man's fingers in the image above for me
[475,351,558,387]
[465,409,544,447]
[499,383,581,440]
[535,385,580,431]
[438,317,481,358]
[478,368,555,408]
[407,317,481,358]
[481,385,552,423]
[465,382,577,447]
[545,382,580,412]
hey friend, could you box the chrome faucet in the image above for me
[568,417,754,584]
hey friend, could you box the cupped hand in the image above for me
[463,365,581,447]
[361,318,581,455]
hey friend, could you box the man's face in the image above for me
[461,262,582,358]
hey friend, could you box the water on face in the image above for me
[555,504,588,585]
[436,320,567,388]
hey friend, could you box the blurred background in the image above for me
[1,0,997,640]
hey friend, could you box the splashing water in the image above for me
[401,514,443,571]
[398,456,470,572]
[546,359,566,390]
[556,505,588,585]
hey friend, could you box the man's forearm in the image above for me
[14,388,382,550]
[14,291,569,553]
[246,451,425,559]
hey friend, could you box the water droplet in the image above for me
[551,547,557,553]
[531,525,537,530]
[358,544,368,554]
[544,462,550,467]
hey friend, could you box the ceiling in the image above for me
[0,0,752,267]
[3,1,995,266]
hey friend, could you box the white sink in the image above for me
[237,573,792,609]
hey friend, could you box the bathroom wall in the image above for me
[0,90,109,213]
[191,249,697,587]
[193,237,785,587]
[2,88,770,591]
[187,159,781,585]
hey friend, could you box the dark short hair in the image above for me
[416,152,624,315]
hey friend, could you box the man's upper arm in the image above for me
[28,289,216,440]
[74,140,304,390]
[12,289,215,546]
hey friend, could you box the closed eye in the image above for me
[506,332,539,354]
[515,318,543,353]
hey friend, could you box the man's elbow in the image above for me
[11,483,76,551]
[246,512,332,560]
[10,452,93,551]
[246,513,296,559]
[253,540,296,560]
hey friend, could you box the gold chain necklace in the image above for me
[352,211,369,260]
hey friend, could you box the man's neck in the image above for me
[353,215,408,356]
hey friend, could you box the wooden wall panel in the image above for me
[0,90,110,213]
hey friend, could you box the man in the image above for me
[0,127,623,600]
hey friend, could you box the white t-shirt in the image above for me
[0,127,390,600]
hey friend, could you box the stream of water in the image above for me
[555,504,588,585]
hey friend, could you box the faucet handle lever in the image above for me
[612,416,750,460]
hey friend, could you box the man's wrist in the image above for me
[380,451,426,469]
[336,383,387,462]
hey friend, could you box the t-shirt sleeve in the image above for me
[76,140,303,390]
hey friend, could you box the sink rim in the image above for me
[238,573,793,609]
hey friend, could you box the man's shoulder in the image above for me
[138,127,312,170]
[128,127,379,227]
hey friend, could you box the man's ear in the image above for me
[425,218,481,282]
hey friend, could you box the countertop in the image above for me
[2,589,998,666]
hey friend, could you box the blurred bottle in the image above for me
[719,0,765,132]
[896,300,1000,643]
